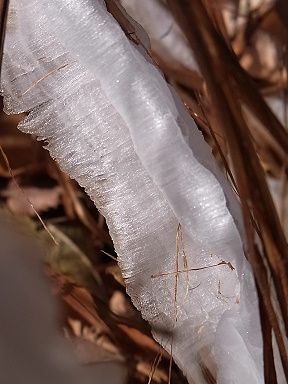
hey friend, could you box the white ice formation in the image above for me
[120,0,198,71]
[1,1,263,383]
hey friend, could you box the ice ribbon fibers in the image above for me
[1,1,263,383]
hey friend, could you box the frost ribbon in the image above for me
[1,1,263,383]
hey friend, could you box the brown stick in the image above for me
[257,283,278,384]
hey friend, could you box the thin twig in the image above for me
[0,145,58,245]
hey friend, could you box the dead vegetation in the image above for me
[0,0,287,383]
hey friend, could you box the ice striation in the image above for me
[1,1,263,383]
[120,0,199,71]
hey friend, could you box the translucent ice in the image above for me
[1,1,263,383]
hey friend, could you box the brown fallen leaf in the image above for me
[71,336,125,365]
[110,290,136,318]
[1,181,61,215]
